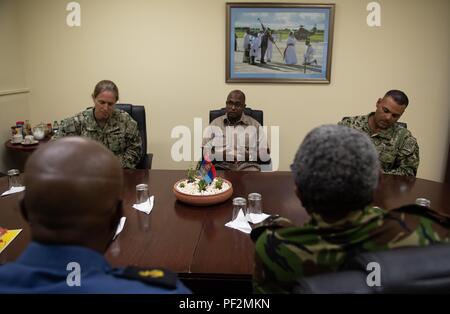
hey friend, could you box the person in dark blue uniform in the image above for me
[0,137,190,293]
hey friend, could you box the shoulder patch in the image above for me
[112,267,178,290]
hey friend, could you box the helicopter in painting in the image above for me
[294,24,318,41]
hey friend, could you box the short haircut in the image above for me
[291,125,380,217]
[92,80,119,101]
[384,90,409,107]
[228,90,246,104]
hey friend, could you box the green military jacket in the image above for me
[252,205,450,294]
[338,114,419,176]
[58,108,142,169]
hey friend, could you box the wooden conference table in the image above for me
[1,170,450,290]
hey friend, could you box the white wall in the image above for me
[0,0,30,172]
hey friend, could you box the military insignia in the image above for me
[112,267,177,289]
[138,269,164,278]
[401,137,417,154]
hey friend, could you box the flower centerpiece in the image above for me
[173,160,233,206]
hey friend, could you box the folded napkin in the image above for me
[113,217,127,240]
[132,196,154,214]
[1,186,25,197]
[225,209,252,234]
[246,212,270,224]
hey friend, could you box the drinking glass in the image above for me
[7,169,21,189]
[232,197,247,220]
[248,193,262,215]
[136,184,149,204]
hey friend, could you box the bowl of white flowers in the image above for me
[173,168,233,206]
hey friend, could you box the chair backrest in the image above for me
[209,107,263,125]
[294,244,450,294]
[115,104,148,169]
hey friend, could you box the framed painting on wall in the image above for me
[226,3,335,84]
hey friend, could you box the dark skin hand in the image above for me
[21,137,124,254]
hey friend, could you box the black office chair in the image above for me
[293,244,450,294]
[208,107,271,166]
[115,104,152,169]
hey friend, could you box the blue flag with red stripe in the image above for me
[198,157,217,184]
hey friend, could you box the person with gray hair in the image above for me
[251,125,450,294]
[292,124,380,219]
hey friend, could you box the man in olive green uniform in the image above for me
[338,90,419,176]
[57,80,142,169]
[252,125,450,294]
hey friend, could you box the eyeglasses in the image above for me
[226,101,244,109]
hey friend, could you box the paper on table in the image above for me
[132,196,154,214]
[246,213,270,224]
[1,186,25,197]
[225,209,252,234]
[0,229,22,254]
[113,217,127,240]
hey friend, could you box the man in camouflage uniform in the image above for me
[57,80,142,169]
[251,125,450,294]
[338,90,419,176]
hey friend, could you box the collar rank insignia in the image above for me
[138,269,164,278]
[112,267,178,289]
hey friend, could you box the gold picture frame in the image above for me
[226,2,335,84]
